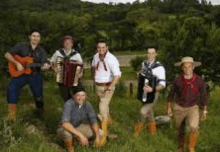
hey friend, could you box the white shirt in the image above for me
[50,49,83,63]
[92,51,121,83]
[141,60,166,87]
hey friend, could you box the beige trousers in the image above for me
[57,123,103,141]
[140,92,159,122]
[96,85,115,121]
[173,103,199,134]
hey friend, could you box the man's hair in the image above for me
[29,29,41,36]
[96,40,108,47]
[144,44,158,52]
[70,84,85,95]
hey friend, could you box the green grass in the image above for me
[0,73,220,152]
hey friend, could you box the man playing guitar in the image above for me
[5,29,48,121]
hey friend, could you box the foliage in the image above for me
[0,0,219,84]
[114,80,127,97]
[130,56,146,72]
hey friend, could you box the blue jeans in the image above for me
[7,73,44,108]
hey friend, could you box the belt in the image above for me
[95,82,111,86]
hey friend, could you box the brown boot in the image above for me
[64,139,74,152]
[147,120,156,135]
[8,104,17,121]
[99,120,108,147]
[133,122,144,137]
[188,133,198,152]
[107,115,114,126]
[178,135,185,152]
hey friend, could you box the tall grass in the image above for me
[0,73,219,152]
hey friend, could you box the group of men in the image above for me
[4,30,208,152]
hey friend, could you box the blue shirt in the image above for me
[61,99,97,127]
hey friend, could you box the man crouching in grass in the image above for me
[57,85,101,152]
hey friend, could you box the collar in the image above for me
[29,42,39,51]
[181,73,197,81]
[98,51,109,59]
[73,100,86,108]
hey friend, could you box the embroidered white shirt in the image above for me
[141,60,166,87]
[50,49,83,63]
[92,51,121,83]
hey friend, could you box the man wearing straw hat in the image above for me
[167,57,208,152]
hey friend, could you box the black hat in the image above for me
[70,84,85,95]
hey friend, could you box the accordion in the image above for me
[137,72,157,104]
[56,57,83,87]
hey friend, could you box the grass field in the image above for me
[0,72,220,152]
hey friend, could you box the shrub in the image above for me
[114,80,126,97]
[130,56,145,72]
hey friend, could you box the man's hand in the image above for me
[201,111,208,120]
[16,62,24,71]
[166,106,173,117]
[79,135,89,146]
[76,72,83,79]
[94,136,100,148]
[143,85,153,93]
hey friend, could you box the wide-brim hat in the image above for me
[174,56,201,67]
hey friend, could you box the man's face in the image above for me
[97,43,108,55]
[147,48,157,62]
[63,39,73,50]
[73,91,86,105]
[182,62,194,76]
[29,32,41,45]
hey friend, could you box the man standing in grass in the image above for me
[133,46,166,137]
[58,85,101,152]
[5,29,47,120]
[51,35,83,102]
[91,40,121,147]
[167,57,208,152]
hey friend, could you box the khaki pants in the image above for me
[96,85,115,121]
[140,92,159,121]
[173,103,199,134]
[57,123,103,141]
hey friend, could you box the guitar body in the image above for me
[9,55,34,77]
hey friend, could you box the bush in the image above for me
[114,80,126,98]
[130,56,145,72]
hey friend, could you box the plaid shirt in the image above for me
[61,99,97,127]
[168,74,208,107]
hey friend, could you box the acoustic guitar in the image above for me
[8,55,51,77]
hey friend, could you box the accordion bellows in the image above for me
[56,57,82,87]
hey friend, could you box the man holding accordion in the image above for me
[133,45,166,137]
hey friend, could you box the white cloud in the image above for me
[81,0,145,4]
[81,0,219,5]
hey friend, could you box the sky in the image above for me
[81,0,220,5]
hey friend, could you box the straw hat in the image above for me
[174,56,201,67]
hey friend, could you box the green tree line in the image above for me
[0,0,219,83]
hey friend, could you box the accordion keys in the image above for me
[56,57,82,87]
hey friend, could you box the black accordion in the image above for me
[137,72,157,104]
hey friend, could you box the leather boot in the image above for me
[8,103,17,121]
[64,139,74,152]
[147,120,156,135]
[99,120,108,147]
[107,115,114,126]
[188,133,198,152]
[133,122,144,137]
[178,135,185,152]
